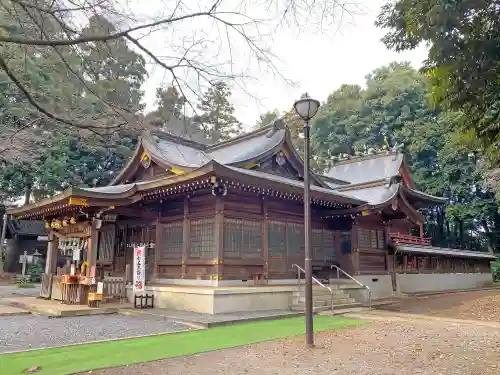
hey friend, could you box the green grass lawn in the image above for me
[0,315,364,375]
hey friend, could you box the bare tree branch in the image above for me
[0,53,124,132]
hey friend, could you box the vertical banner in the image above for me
[133,245,146,295]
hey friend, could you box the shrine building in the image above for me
[7,121,496,313]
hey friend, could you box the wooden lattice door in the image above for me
[267,221,287,277]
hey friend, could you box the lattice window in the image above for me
[323,230,336,261]
[98,226,115,261]
[223,218,262,258]
[370,230,378,248]
[430,256,438,269]
[158,222,183,259]
[312,229,323,260]
[242,219,262,258]
[377,230,385,249]
[286,222,304,256]
[115,227,126,258]
[147,226,156,250]
[223,218,242,257]
[358,229,370,248]
[268,220,286,257]
[340,231,351,254]
[190,218,215,258]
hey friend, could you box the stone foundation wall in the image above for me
[126,284,296,314]
[396,273,493,294]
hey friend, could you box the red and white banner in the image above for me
[133,245,146,294]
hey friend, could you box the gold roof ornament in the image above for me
[140,151,151,169]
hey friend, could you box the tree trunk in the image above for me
[482,220,495,255]
[459,220,464,249]
[24,189,31,205]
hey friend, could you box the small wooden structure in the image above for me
[6,122,496,309]
[2,219,48,274]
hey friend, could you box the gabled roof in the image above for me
[5,219,47,238]
[325,152,405,185]
[111,119,329,188]
[321,151,445,207]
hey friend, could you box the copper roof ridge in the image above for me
[334,179,389,191]
[146,130,208,150]
[320,175,354,186]
[331,150,399,166]
[206,123,280,151]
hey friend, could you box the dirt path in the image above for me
[88,314,500,375]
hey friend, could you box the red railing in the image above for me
[389,232,431,246]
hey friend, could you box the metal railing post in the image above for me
[293,264,334,312]
[331,265,372,308]
[297,266,301,301]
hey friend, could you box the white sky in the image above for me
[131,0,428,131]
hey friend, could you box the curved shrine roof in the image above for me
[325,153,404,184]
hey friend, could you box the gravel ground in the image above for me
[88,316,500,375]
[0,314,191,353]
[0,285,39,298]
[383,289,500,322]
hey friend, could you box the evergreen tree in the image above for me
[255,109,280,129]
[194,82,242,142]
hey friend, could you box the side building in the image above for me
[6,122,495,312]
[322,152,495,298]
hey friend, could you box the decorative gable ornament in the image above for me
[276,152,286,167]
[140,152,151,169]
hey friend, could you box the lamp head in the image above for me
[293,93,320,121]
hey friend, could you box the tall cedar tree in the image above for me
[194,82,242,143]
[0,13,146,202]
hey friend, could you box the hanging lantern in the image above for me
[62,218,68,227]
[44,221,50,229]
[70,217,76,225]
[50,220,56,229]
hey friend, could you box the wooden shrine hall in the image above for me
[7,121,496,313]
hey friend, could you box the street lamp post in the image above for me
[293,94,320,348]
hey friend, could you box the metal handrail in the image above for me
[331,265,372,308]
[292,264,335,312]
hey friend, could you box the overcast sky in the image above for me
[134,0,428,131]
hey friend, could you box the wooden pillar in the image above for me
[45,231,58,275]
[87,221,98,277]
[419,221,424,240]
[262,196,269,280]
[181,196,190,278]
[384,221,391,273]
[351,221,360,275]
[151,219,159,281]
[214,195,224,284]
[0,213,7,273]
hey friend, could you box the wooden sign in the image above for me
[69,197,88,207]
[361,210,370,216]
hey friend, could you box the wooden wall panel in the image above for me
[359,249,387,273]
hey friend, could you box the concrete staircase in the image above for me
[290,283,363,312]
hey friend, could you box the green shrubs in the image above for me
[28,263,43,283]
[493,260,500,282]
